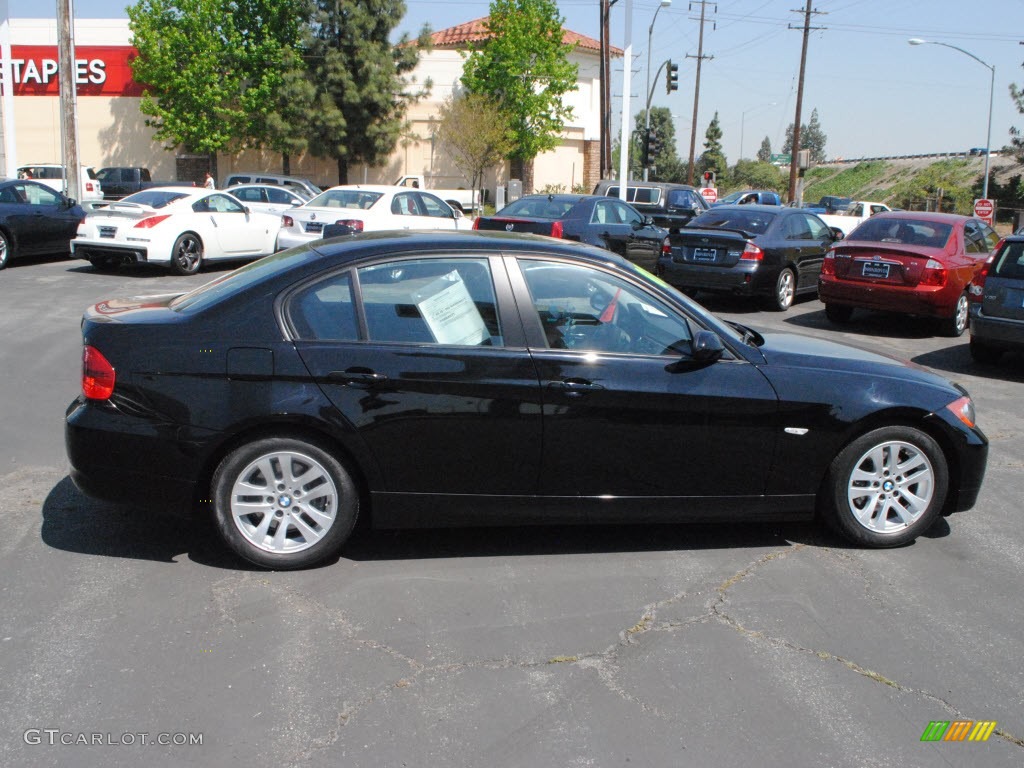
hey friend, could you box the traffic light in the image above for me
[666,60,679,94]
[701,170,716,187]
[648,127,662,160]
[641,129,652,167]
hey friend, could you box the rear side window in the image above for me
[289,272,358,340]
[993,241,1024,279]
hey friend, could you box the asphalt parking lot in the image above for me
[1,252,1022,767]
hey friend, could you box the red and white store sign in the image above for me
[3,45,143,97]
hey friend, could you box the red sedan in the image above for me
[818,212,998,336]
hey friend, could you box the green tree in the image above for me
[783,108,827,163]
[730,159,785,192]
[300,0,431,184]
[128,0,300,176]
[635,107,679,181]
[434,93,514,212]
[1011,73,1024,162]
[756,136,772,163]
[697,112,727,182]
[461,0,579,193]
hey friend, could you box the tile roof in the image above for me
[429,17,622,56]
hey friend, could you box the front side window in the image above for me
[614,201,644,227]
[419,193,453,218]
[357,258,502,346]
[17,182,61,206]
[518,260,692,356]
[196,194,246,214]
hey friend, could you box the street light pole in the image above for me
[908,38,995,199]
[643,0,671,181]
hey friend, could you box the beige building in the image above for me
[1,16,615,194]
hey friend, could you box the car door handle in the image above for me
[550,379,605,397]
[328,369,388,385]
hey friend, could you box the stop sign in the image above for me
[974,198,994,223]
[700,187,718,204]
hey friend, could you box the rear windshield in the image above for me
[121,189,190,208]
[498,197,576,219]
[992,240,1024,279]
[847,218,953,248]
[307,189,383,210]
[689,209,777,234]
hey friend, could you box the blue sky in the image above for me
[14,0,1024,163]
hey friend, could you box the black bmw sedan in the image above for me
[658,204,843,311]
[473,194,668,272]
[66,231,987,569]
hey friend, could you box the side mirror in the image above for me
[291,200,302,208]
[691,330,725,363]
[829,227,845,241]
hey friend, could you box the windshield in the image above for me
[688,209,776,234]
[847,218,953,247]
[306,189,383,210]
[121,189,190,208]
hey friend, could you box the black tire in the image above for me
[820,425,948,548]
[211,437,359,569]
[767,267,796,311]
[940,292,969,337]
[170,233,203,276]
[0,230,10,269]
[825,303,854,323]
[969,339,1003,364]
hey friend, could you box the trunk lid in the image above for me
[473,216,562,237]
[828,242,946,287]
[668,227,753,267]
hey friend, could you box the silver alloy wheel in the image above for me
[775,268,795,309]
[953,293,969,335]
[229,450,339,554]
[0,232,8,268]
[174,235,202,273]
[846,440,935,534]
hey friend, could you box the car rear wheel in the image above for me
[825,303,854,323]
[768,267,796,311]
[940,292,969,337]
[0,230,10,269]
[969,339,1003,364]
[170,233,203,276]
[211,437,359,569]
[820,426,948,548]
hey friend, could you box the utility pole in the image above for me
[685,1,714,185]
[600,0,620,179]
[57,0,81,202]
[786,1,824,204]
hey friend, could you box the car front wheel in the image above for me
[170,233,203,276]
[820,426,948,548]
[211,437,359,569]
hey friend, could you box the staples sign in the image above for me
[4,46,144,97]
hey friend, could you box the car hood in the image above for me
[754,330,962,394]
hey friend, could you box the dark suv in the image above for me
[592,180,708,233]
[969,234,1024,363]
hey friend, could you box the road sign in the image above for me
[700,187,718,204]
[770,153,791,165]
[974,198,994,225]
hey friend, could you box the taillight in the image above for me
[969,253,995,301]
[85,181,95,192]
[822,249,836,275]
[946,395,976,428]
[472,217,481,230]
[334,219,364,233]
[82,345,115,400]
[920,258,947,287]
[550,220,564,238]
[661,238,671,257]
[134,214,170,229]
[740,242,763,261]
[282,215,294,228]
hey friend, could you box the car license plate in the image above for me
[304,221,323,234]
[98,226,117,239]
[861,261,890,278]
[692,247,716,262]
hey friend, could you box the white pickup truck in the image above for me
[394,175,481,213]
[819,200,892,236]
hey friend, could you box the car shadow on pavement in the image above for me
[783,306,941,339]
[40,476,259,570]
[912,346,1024,383]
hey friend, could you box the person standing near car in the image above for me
[204,171,215,190]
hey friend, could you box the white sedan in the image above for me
[72,188,282,275]
[276,184,471,250]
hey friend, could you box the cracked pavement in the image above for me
[1,257,1022,767]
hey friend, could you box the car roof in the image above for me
[318,184,422,194]
[594,179,699,191]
